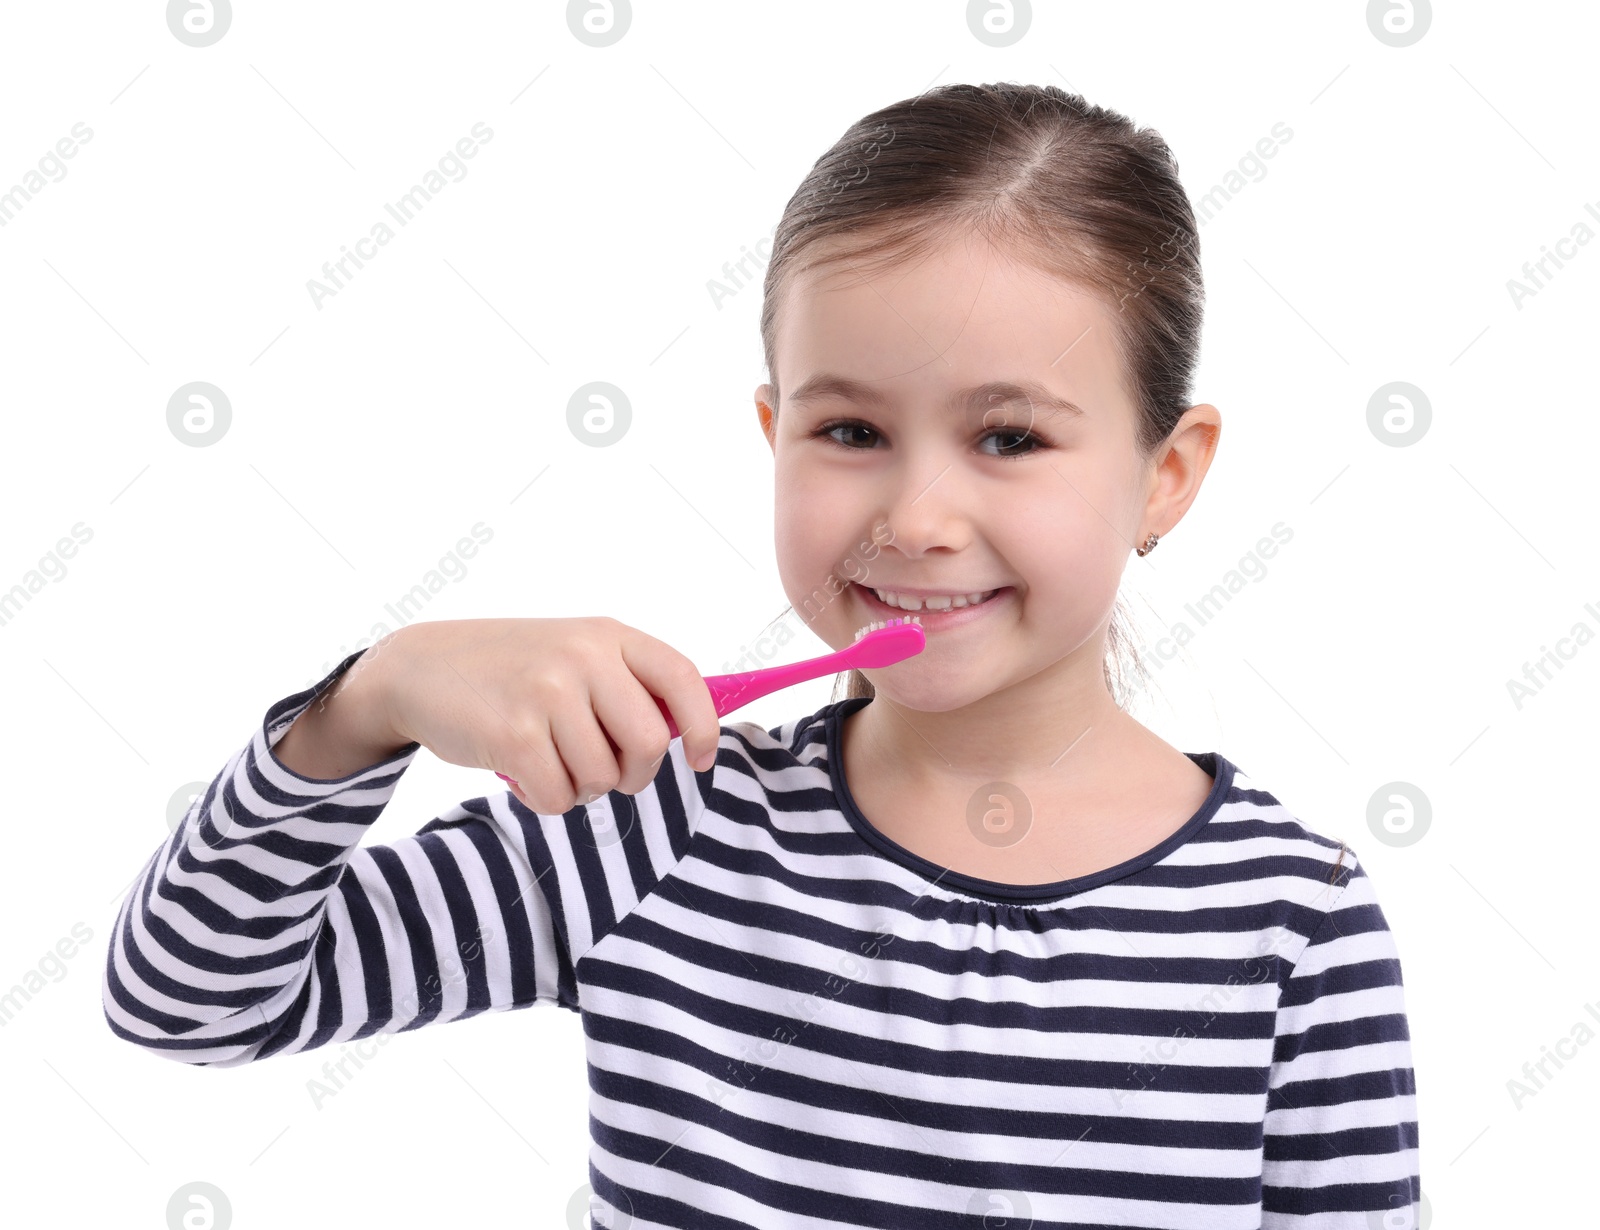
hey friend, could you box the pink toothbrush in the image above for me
[495,615,925,786]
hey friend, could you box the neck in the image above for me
[845,658,1143,793]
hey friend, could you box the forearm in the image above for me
[104,647,427,1066]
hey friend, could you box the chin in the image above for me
[858,669,995,715]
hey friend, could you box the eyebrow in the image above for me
[785,374,1085,422]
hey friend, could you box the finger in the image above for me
[500,723,573,814]
[588,669,672,797]
[617,629,721,773]
[547,702,623,812]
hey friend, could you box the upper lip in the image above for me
[862,583,1007,597]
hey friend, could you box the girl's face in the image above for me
[758,229,1162,715]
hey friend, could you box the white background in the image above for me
[2,1,1593,1225]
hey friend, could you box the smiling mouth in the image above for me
[856,583,1012,624]
[866,587,1002,612]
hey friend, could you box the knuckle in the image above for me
[574,632,618,667]
[580,614,621,642]
[527,669,573,702]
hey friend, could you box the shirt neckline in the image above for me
[822,695,1235,905]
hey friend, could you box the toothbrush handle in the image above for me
[655,658,843,739]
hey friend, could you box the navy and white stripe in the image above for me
[104,649,1420,1228]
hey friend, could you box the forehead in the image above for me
[774,232,1133,416]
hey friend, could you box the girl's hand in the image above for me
[376,617,720,813]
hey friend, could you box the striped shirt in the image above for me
[104,649,1421,1228]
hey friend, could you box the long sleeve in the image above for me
[101,649,707,1068]
[1261,854,1421,1226]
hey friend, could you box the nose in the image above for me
[877,450,974,559]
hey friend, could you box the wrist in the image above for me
[277,636,414,781]
[331,631,408,750]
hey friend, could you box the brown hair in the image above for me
[760,82,1205,710]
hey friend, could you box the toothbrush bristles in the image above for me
[853,614,923,642]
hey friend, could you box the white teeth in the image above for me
[870,587,997,612]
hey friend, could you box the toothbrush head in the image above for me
[847,615,927,668]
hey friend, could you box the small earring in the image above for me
[1136,532,1160,557]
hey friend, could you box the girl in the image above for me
[104,83,1419,1228]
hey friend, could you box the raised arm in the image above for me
[104,618,720,1068]
[101,651,577,1067]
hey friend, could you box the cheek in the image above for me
[771,467,831,581]
[998,485,1127,595]
[775,451,856,534]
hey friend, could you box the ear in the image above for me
[1142,403,1221,540]
[755,384,778,454]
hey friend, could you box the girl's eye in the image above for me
[811,420,1047,461]
[978,429,1044,460]
[814,421,879,450]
